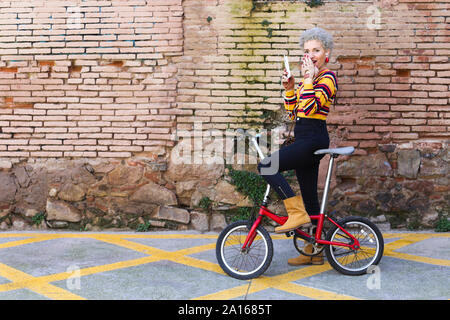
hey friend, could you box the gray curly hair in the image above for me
[299,27,334,57]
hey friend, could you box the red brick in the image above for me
[347,133,382,140]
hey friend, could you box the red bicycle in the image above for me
[216,131,384,280]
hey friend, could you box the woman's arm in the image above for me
[283,84,302,120]
[281,68,297,120]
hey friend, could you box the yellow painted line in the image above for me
[172,254,225,274]
[383,233,450,238]
[193,263,334,300]
[384,234,433,251]
[272,263,333,283]
[120,233,218,240]
[382,233,450,266]
[0,235,59,250]
[91,235,158,255]
[429,233,450,238]
[0,262,85,300]
[0,233,88,239]
[0,231,448,301]
[0,234,165,296]
[88,234,217,258]
[0,233,44,238]
[177,242,216,255]
[382,234,403,239]
[178,235,339,300]
[0,232,219,240]
[0,256,161,294]
[271,234,291,240]
[1,232,444,240]
[194,284,248,300]
[39,256,161,284]
[194,263,349,301]
[384,251,450,266]
[96,235,223,274]
[194,281,267,300]
[275,282,358,300]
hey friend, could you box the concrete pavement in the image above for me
[0,229,448,300]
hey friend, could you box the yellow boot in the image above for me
[275,195,311,234]
[288,244,324,266]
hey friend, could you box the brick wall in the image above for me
[179,0,449,152]
[0,0,183,159]
[0,0,448,158]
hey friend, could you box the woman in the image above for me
[257,27,338,266]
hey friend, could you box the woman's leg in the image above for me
[295,160,321,216]
[257,141,319,233]
[257,140,315,200]
[257,157,295,200]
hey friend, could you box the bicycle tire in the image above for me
[325,216,384,276]
[216,220,273,280]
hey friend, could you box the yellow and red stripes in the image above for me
[284,69,338,121]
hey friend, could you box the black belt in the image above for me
[296,117,326,124]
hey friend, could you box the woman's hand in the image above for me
[301,54,318,80]
[281,69,295,91]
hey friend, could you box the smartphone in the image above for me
[283,55,291,79]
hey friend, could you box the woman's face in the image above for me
[302,40,329,70]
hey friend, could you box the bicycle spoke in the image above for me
[221,226,268,274]
[328,221,380,273]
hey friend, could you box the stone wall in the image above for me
[0,0,448,231]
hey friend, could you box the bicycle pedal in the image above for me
[285,231,295,237]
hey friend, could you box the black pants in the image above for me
[257,118,330,216]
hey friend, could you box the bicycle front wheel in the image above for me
[325,216,384,276]
[216,220,273,280]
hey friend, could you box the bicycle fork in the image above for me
[241,185,271,251]
[241,215,263,251]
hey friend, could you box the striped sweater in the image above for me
[283,68,338,121]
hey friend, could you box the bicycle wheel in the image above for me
[216,220,273,280]
[325,216,384,276]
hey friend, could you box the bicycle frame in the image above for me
[242,205,361,251]
[240,132,360,252]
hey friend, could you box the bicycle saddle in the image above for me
[314,146,355,156]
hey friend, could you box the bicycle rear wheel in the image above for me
[325,216,384,276]
[216,220,273,280]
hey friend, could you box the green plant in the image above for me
[305,0,324,8]
[407,217,421,231]
[227,165,266,206]
[261,19,271,27]
[435,215,450,232]
[136,220,151,232]
[229,207,253,223]
[199,196,213,211]
[32,212,45,226]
